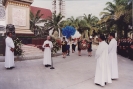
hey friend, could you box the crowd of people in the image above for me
[61,37,93,58]
[117,38,133,61]
[4,32,132,87]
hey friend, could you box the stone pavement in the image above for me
[0,45,133,89]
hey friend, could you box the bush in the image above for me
[50,36,61,54]
[13,38,23,56]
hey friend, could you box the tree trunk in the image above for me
[123,24,128,38]
[117,29,122,39]
[124,29,128,38]
[116,22,123,38]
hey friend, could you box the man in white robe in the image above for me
[94,34,112,86]
[5,32,15,69]
[42,36,53,67]
[108,33,118,79]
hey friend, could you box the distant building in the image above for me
[30,6,52,36]
[30,6,52,20]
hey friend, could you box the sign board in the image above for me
[12,8,26,26]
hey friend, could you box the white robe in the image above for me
[42,40,53,65]
[94,41,112,86]
[5,36,15,68]
[108,38,118,79]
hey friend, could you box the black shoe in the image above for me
[112,78,117,80]
[10,66,15,69]
[95,83,101,86]
[45,65,49,67]
[6,67,12,69]
[47,65,51,67]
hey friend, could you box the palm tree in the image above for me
[30,10,46,36]
[100,0,132,38]
[44,13,64,37]
[65,16,81,29]
[83,14,99,37]
[60,15,99,38]
[64,16,88,38]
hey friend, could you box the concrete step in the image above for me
[23,52,43,55]
[21,45,44,59]
[22,49,42,52]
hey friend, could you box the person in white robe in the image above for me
[108,33,118,79]
[94,34,112,86]
[42,36,53,67]
[5,32,15,69]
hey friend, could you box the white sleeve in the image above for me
[42,41,46,48]
[51,42,53,48]
[6,39,15,48]
[10,39,15,48]
[95,43,104,59]
[108,40,113,53]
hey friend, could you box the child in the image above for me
[62,37,67,58]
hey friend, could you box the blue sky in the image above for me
[32,0,114,19]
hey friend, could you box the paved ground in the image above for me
[0,45,133,89]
